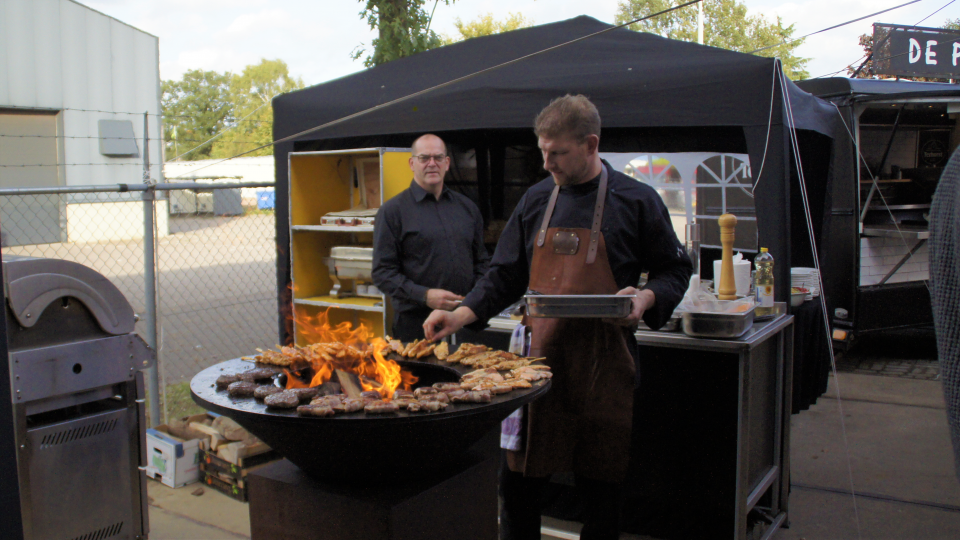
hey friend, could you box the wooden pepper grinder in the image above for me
[718,213,738,300]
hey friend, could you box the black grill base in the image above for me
[248,446,498,540]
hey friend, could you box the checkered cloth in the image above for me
[500,323,529,451]
[931,148,960,481]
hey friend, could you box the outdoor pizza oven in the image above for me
[190,358,549,482]
[3,255,155,540]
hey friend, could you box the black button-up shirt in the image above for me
[463,162,692,332]
[373,180,490,317]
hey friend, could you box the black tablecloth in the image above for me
[790,296,831,413]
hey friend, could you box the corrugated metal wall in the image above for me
[0,0,163,188]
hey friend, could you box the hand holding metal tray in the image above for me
[524,293,636,319]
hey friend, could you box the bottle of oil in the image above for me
[754,248,775,316]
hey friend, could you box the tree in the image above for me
[161,69,232,161]
[849,18,960,81]
[352,0,454,67]
[209,59,305,159]
[615,0,809,80]
[442,12,533,44]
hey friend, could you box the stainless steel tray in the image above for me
[524,294,634,319]
[681,304,756,339]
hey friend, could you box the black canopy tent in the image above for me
[272,15,848,344]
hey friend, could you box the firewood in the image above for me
[189,422,227,450]
[336,369,363,399]
[217,440,271,465]
[212,416,249,441]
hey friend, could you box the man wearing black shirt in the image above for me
[425,96,691,539]
[373,133,489,341]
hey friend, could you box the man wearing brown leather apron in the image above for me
[425,95,691,539]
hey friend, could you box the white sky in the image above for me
[83,0,960,85]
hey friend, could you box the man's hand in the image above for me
[424,306,478,341]
[426,289,465,311]
[604,287,656,327]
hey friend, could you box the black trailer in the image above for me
[796,78,960,348]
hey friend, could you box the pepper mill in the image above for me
[718,213,738,300]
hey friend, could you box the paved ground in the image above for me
[836,327,941,380]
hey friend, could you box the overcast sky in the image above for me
[83,0,959,85]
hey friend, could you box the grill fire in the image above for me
[278,307,417,399]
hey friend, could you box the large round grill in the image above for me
[190,358,550,481]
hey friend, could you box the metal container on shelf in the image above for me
[320,208,378,227]
[327,247,375,297]
[524,294,634,319]
[329,246,374,280]
[681,304,756,338]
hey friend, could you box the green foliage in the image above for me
[615,0,809,80]
[162,70,232,161]
[442,12,534,45]
[352,0,454,67]
[161,60,304,162]
[209,59,304,159]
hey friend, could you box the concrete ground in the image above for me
[147,331,960,540]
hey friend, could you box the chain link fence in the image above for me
[0,183,279,424]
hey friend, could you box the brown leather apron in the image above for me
[509,165,636,482]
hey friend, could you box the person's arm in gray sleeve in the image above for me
[372,204,429,305]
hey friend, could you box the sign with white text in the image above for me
[873,24,960,79]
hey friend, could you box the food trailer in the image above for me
[796,77,960,348]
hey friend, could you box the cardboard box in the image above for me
[145,413,215,488]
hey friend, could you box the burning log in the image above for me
[335,369,363,399]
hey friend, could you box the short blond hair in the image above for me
[533,94,601,142]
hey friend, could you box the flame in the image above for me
[286,307,417,398]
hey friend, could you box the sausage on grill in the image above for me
[297,404,335,417]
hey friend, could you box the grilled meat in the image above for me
[264,390,300,409]
[216,374,240,388]
[226,381,258,397]
[364,401,400,414]
[254,385,283,400]
[297,404,335,417]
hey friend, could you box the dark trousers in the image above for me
[391,310,430,342]
[500,462,623,540]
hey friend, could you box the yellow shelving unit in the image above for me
[288,148,411,345]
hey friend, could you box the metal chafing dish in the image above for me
[524,294,635,319]
[326,246,377,298]
[320,208,378,228]
[681,303,757,338]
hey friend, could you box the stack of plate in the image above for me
[791,267,820,300]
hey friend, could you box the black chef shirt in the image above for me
[462,161,692,340]
[373,180,490,318]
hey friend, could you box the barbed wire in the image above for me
[0,133,264,144]
[0,104,177,117]
[0,161,274,168]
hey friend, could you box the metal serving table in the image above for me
[624,313,794,540]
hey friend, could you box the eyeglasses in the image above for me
[414,154,447,164]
